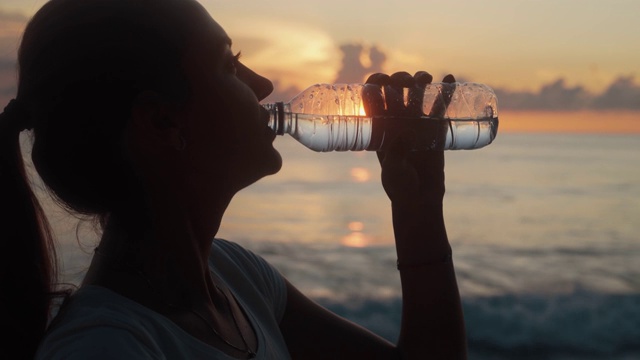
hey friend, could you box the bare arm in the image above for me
[385,147,467,360]
[279,72,466,359]
[279,279,399,359]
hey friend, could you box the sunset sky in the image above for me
[1,0,639,130]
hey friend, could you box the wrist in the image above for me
[396,252,452,271]
[391,195,444,218]
[391,195,450,262]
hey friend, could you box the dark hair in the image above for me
[0,0,195,356]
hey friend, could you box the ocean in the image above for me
[45,128,640,359]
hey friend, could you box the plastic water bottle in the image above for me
[263,82,499,151]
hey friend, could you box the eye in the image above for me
[226,51,242,74]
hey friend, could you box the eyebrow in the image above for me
[214,36,233,60]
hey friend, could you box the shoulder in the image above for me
[210,239,288,320]
[210,238,275,279]
[211,238,259,260]
[36,286,165,359]
[36,286,224,359]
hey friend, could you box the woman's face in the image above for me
[179,3,282,192]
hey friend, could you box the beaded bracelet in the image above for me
[396,253,452,270]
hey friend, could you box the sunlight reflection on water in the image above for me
[221,130,640,252]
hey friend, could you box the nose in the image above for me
[236,62,274,101]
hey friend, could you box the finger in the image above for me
[442,74,456,84]
[363,73,389,116]
[365,73,391,86]
[362,84,385,116]
[407,71,432,116]
[389,71,415,87]
[414,71,433,86]
[428,74,457,118]
[385,72,412,113]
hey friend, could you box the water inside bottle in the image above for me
[289,114,498,152]
[290,114,373,151]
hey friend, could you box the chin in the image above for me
[238,148,282,190]
[261,147,283,176]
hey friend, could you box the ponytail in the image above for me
[0,99,59,359]
[3,0,194,355]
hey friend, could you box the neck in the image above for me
[85,187,234,308]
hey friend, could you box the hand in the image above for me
[362,72,456,205]
[361,73,466,360]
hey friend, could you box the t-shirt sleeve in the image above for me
[210,239,288,322]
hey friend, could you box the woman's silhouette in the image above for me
[0,0,466,358]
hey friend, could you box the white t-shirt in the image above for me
[36,239,291,359]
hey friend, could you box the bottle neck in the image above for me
[264,102,289,136]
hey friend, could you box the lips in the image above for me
[259,106,270,125]
[265,125,276,141]
[259,106,276,140]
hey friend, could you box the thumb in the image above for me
[376,130,413,166]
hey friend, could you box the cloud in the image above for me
[225,17,338,91]
[495,76,640,111]
[263,41,640,112]
[263,41,393,104]
[494,79,590,110]
[592,76,640,110]
[334,43,386,84]
[0,12,637,113]
[262,41,389,103]
[261,79,301,104]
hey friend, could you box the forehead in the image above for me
[183,3,230,60]
[180,3,233,93]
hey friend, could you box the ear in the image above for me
[128,91,183,152]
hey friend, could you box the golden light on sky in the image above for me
[1,0,639,133]
[500,110,640,134]
[221,16,339,91]
[199,0,640,94]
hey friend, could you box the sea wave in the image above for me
[316,291,640,360]
[244,240,640,359]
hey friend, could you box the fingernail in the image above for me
[414,71,433,86]
[365,73,391,86]
[390,72,415,87]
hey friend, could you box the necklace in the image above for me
[137,270,256,359]
[94,248,256,358]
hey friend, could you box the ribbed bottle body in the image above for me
[265,82,499,152]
